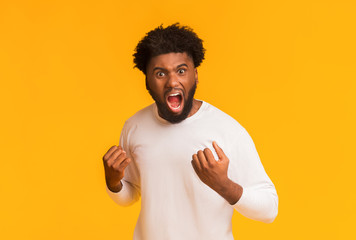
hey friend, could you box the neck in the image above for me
[187,99,203,118]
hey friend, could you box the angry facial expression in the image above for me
[146,52,198,123]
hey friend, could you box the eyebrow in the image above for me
[153,67,165,72]
[152,63,189,72]
[176,63,188,69]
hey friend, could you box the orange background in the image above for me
[1,0,355,239]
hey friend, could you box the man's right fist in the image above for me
[103,145,131,192]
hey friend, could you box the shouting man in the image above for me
[103,23,278,240]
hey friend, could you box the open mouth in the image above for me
[166,92,183,113]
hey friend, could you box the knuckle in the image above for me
[118,165,125,172]
[119,163,129,172]
[201,163,208,171]
[113,150,121,158]
[117,154,125,162]
[108,146,116,152]
[113,163,121,171]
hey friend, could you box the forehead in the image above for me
[147,52,194,71]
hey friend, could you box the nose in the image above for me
[165,72,180,89]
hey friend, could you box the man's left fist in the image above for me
[191,141,230,192]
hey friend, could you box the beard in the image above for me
[146,80,197,124]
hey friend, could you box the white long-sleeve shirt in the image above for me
[106,101,278,240]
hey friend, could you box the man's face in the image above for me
[146,52,198,123]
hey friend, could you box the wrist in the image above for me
[107,180,123,193]
[214,176,231,193]
[215,178,243,205]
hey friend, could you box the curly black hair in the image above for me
[133,23,206,75]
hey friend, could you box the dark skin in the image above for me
[146,52,201,119]
[102,52,243,205]
[191,141,243,205]
[102,146,129,192]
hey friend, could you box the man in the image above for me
[102,23,278,240]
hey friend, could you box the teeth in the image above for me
[167,92,182,110]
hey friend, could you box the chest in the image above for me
[129,124,226,176]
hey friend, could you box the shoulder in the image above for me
[202,101,253,140]
[128,103,154,122]
[203,102,244,128]
[202,102,258,154]
[121,103,155,131]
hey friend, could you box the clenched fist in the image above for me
[191,141,243,205]
[103,145,131,193]
[191,141,230,191]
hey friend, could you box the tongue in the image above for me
[168,96,180,108]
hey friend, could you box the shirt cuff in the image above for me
[232,186,251,209]
[105,181,129,199]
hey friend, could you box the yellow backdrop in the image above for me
[1,0,355,239]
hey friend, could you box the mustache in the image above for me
[146,81,197,124]
[164,88,184,97]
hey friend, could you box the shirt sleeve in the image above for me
[105,121,141,207]
[227,125,278,223]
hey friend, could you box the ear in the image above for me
[145,76,149,90]
[194,68,198,83]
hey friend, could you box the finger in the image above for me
[191,160,199,175]
[108,146,123,160]
[112,151,126,170]
[192,154,201,172]
[203,148,216,166]
[112,151,127,166]
[107,149,124,166]
[103,145,119,161]
[118,157,131,172]
[197,150,208,169]
[213,141,226,160]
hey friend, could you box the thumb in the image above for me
[212,141,226,161]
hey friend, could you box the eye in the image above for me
[157,72,165,77]
[178,69,186,74]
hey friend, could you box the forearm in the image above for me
[213,177,278,223]
[214,178,243,205]
[105,180,140,207]
[233,183,278,223]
